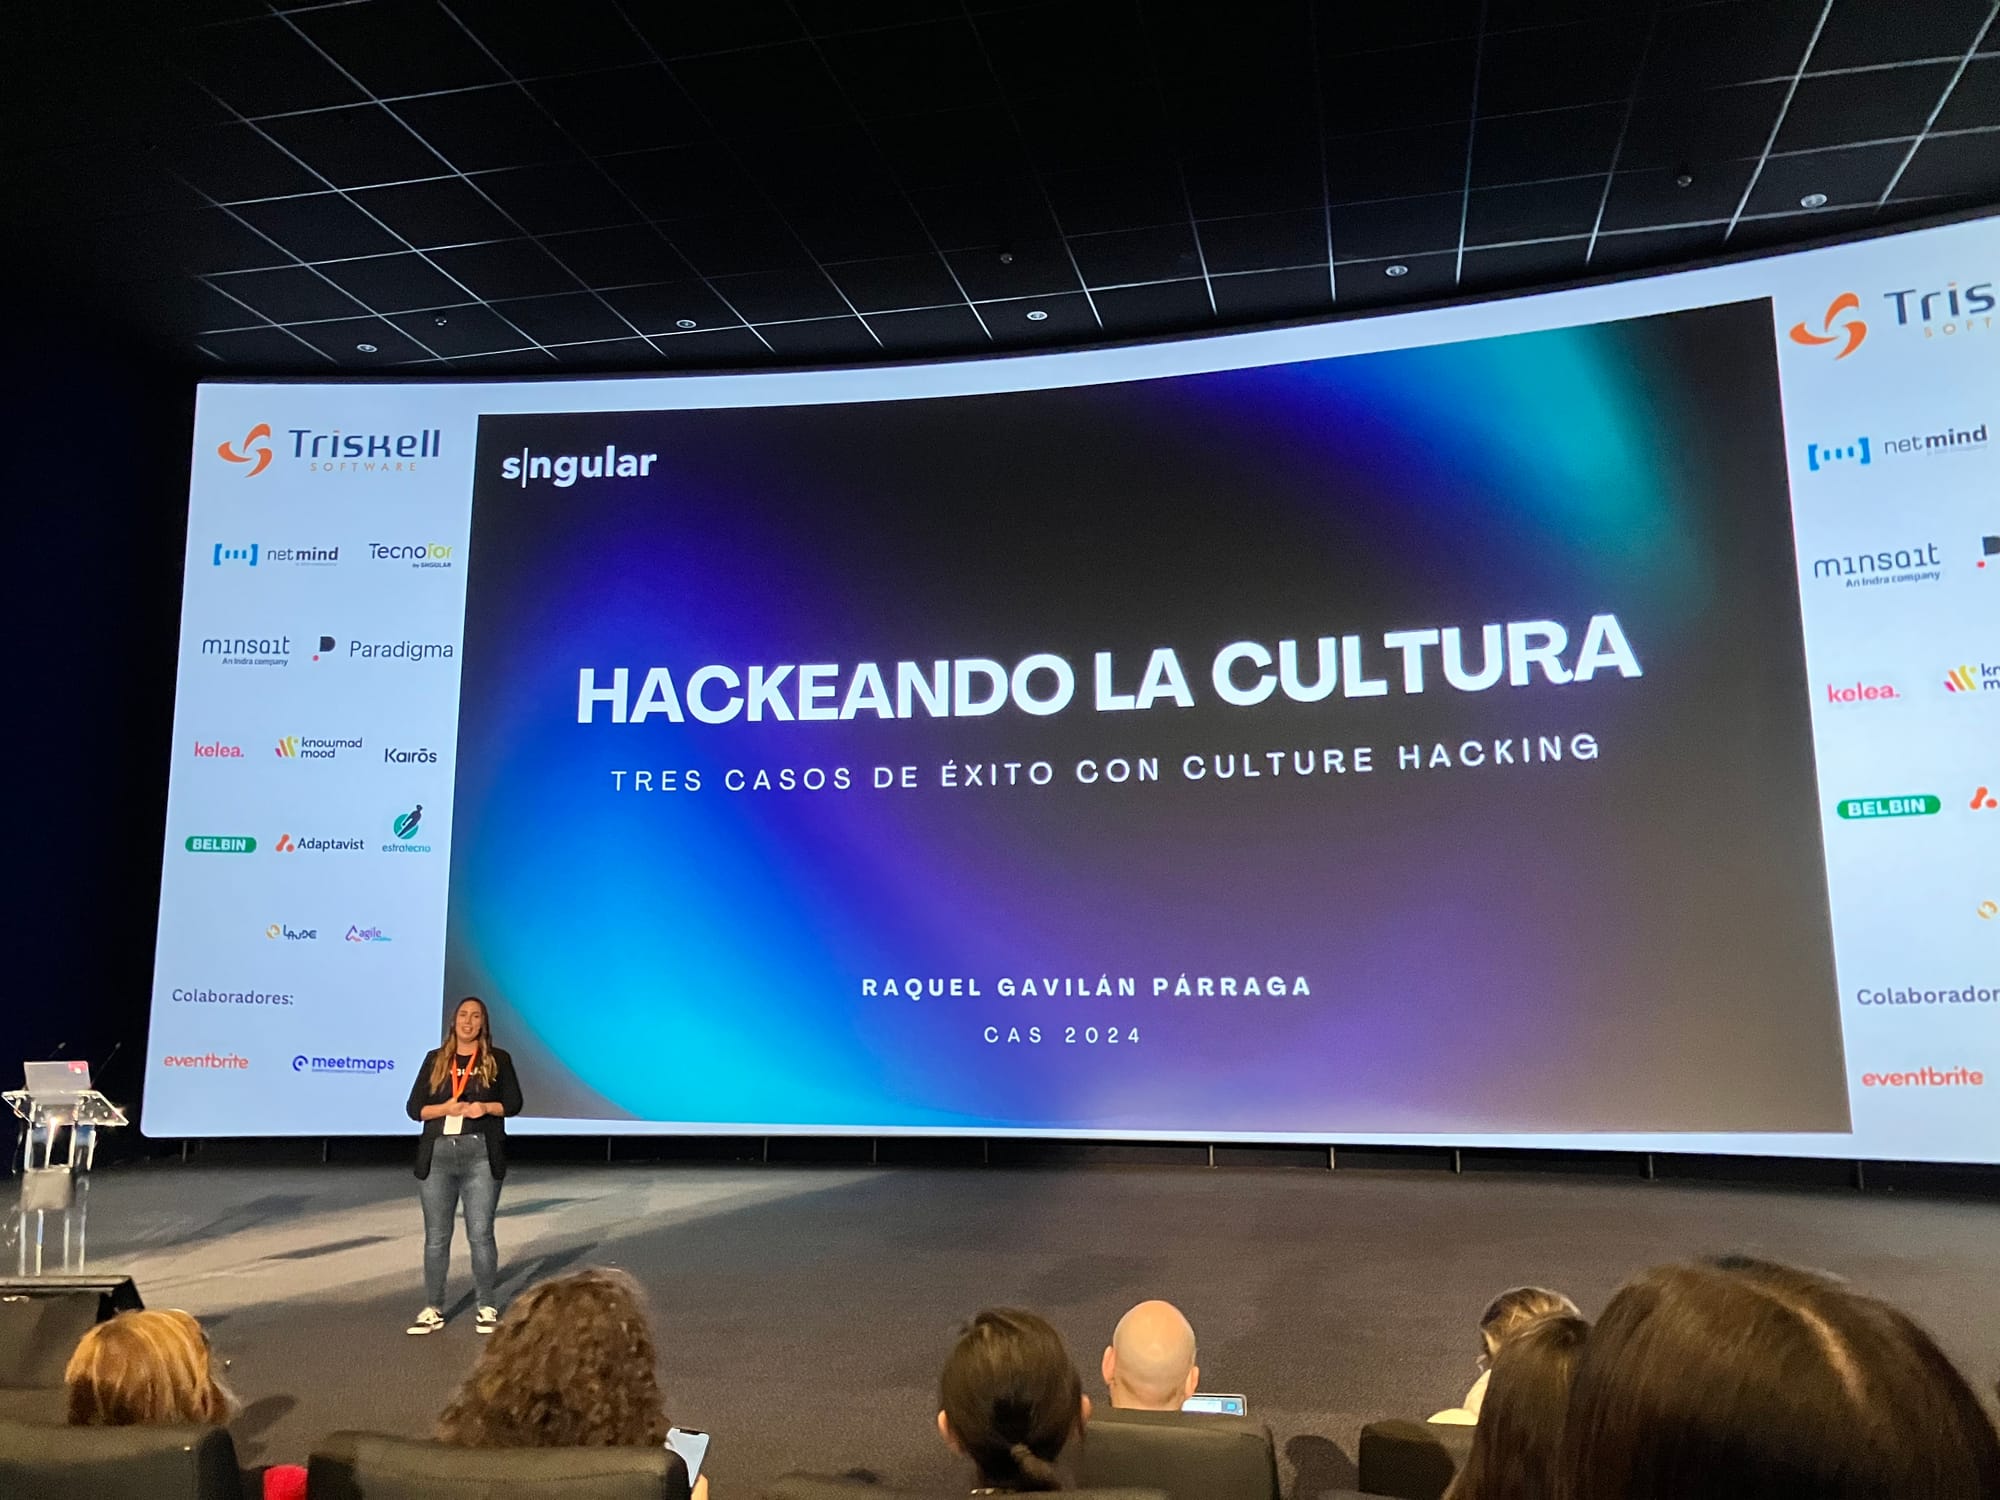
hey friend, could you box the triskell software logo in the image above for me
[217,423,273,477]
[1789,293,1867,359]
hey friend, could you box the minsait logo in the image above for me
[275,734,362,761]
[1824,681,1899,705]
[213,543,259,567]
[499,445,659,489]
[265,923,317,941]
[1945,663,2000,693]
[185,834,255,853]
[200,633,292,668]
[369,541,454,570]
[1835,794,1941,820]
[345,924,391,943]
[1789,293,1867,358]
[217,424,272,477]
[1810,542,1941,589]
[191,739,244,758]
[383,804,432,853]
[291,1054,395,1076]
[1804,438,1868,471]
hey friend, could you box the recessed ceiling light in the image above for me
[1026,309,1048,321]
[1674,173,1694,188]
[998,252,1015,264]
[675,319,697,329]
[355,342,378,352]
[1385,264,1409,277]
[1800,192,1828,208]
[433,315,449,327]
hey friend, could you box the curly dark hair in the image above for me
[435,1268,671,1448]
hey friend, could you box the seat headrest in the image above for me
[0,1419,240,1500]
[309,1429,690,1500]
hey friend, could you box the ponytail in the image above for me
[1008,1442,1064,1492]
[939,1309,1082,1493]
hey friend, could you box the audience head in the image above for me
[436,1268,670,1448]
[1556,1256,2000,1500]
[938,1308,1089,1491]
[1101,1300,1199,1411]
[65,1308,232,1427]
[1447,1313,1589,1500]
[1478,1286,1580,1363]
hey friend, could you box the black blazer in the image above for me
[405,1046,524,1180]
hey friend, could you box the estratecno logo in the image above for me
[291,1054,395,1075]
[217,423,273,477]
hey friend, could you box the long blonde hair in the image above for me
[66,1309,233,1427]
[428,996,499,1092]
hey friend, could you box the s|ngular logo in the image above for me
[383,804,433,853]
[216,424,272,477]
[499,445,659,489]
[1835,794,1941,820]
[1789,293,1868,358]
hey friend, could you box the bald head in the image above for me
[1102,1300,1199,1411]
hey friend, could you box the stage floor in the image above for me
[14,1161,2000,1493]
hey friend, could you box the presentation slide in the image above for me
[148,211,1998,1160]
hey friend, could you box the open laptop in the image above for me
[22,1060,91,1102]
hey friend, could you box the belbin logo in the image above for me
[265,923,317,941]
[1835,795,1941,820]
[213,544,259,567]
[185,835,255,853]
[1789,293,1867,359]
[383,804,432,853]
[217,423,273,477]
[1946,663,1999,693]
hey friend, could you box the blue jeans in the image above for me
[418,1133,500,1309]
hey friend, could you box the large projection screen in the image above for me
[150,213,1999,1161]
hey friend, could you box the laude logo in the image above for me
[265,923,317,941]
[345,924,391,943]
[213,543,259,567]
[383,804,433,853]
[1883,280,1996,340]
[273,832,366,854]
[216,424,272,477]
[275,734,362,761]
[1789,293,1868,358]
[499,445,659,489]
[383,746,438,765]
[291,1054,395,1076]
[1811,541,1942,589]
[1945,662,2000,694]
[1835,794,1942,820]
[191,739,244,759]
[369,541,454,570]
[292,426,443,475]
[1824,681,1900,705]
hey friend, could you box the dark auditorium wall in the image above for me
[6,278,191,1140]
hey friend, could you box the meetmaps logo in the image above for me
[1945,662,1999,693]
[291,1054,395,1076]
[382,804,432,854]
[1789,293,1867,359]
[217,423,272,477]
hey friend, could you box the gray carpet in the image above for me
[27,1161,2000,1495]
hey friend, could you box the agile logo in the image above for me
[1789,293,1867,358]
[1945,662,2000,693]
[265,923,317,941]
[1810,541,1941,589]
[213,543,259,567]
[499,444,659,489]
[275,734,361,761]
[1835,794,1941,820]
[1883,281,1995,340]
[191,739,244,758]
[1973,786,1998,811]
[368,541,454,570]
[383,804,433,853]
[1804,438,1869,471]
[185,834,255,853]
[217,423,273,477]
[345,924,391,943]
[1824,681,1899,705]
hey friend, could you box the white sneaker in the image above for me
[406,1307,445,1336]
[476,1305,500,1334]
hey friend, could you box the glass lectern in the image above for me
[5,1061,126,1238]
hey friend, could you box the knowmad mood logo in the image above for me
[382,803,433,854]
[217,423,273,477]
[1945,662,2000,694]
[1789,292,1868,359]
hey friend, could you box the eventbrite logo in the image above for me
[217,423,273,477]
[1789,293,1867,359]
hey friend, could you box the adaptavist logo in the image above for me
[163,1052,250,1069]
[1974,786,1998,811]
[1789,293,1867,358]
[265,923,317,941]
[185,834,255,853]
[273,833,365,853]
[383,804,433,853]
[1835,794,1941,819]
[384,746,438,764]
[274,734,362,761]
[1824,681,1899,705]
[368,541,454,570]
[213,543,259,567]
[191,739,244,758]
[169,987,292,1007]
[1945,662,2000,693]
[291,1054,395,1075]
[1883,281,1995,339]
[217,423,272,477]
[350,638,455,662]
[1811,542,1941,589]
[345,924,391,943]
[1804,438,1868,471]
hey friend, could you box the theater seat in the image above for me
[1079,1406,1280,1500]
[0,1418,242,1500]
[765,1472,1167,1500]
[1356,1418,1473,1500]
[307,1430,692,1500]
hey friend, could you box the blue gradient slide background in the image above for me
[445,301,1849,1136]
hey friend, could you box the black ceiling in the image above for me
[7,0,1998,375]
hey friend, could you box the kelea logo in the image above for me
[265,923,317,941]
[191,739,244,758]
[216,424,273,477]
[384,746,439,765]
[1789,293,1867,358]
[1824,681,1899,705]
[499,445,659,489]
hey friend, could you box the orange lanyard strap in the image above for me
[449,1054,476,1101]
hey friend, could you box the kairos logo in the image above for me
[217,423,273,477]
[369,541,454,570]
[1789,293,1867,359]
[383,746,439,765]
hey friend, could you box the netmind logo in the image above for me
[1789,293,1867,358]
[499,445,659,489]
[1945,662,2000,693]
[383,804,432,854]
[1803,422,1988,472]
[185,834,255,853]
[1835,794,1941,820]
[275,734,362,761]
[369,541,454,570]
[212,543,339,568]
[217,424,272,477]
[274,832,365,854]
[1803,438,1868,471]
[291,1054,395,1076]
[345,924,391,943]
[1810,541,1941,589]
[265,923,317,941]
